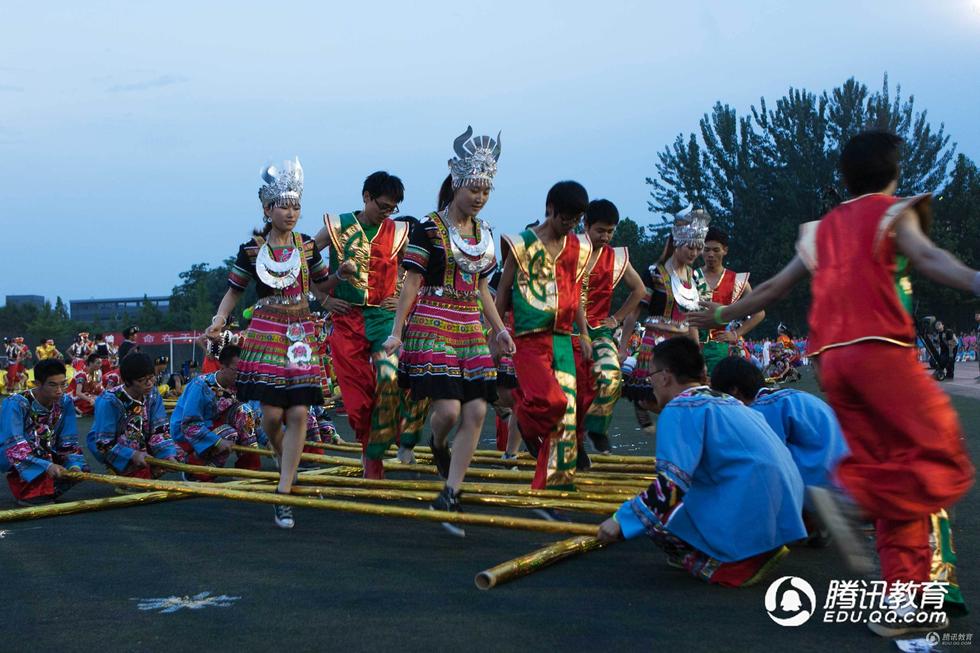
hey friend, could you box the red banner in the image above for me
[104,331,202,346]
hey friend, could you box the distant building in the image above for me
[5,295,45,308]
[70,296,170,324]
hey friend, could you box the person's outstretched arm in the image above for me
[689,256,808,329]
[894,209,979,293]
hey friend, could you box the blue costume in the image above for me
[750,387,848,505]
[0,391,86,500]
[87,386,177,475]
[615,387,806,584]
[170,373,259,473]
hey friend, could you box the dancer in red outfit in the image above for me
[690,130,977,637]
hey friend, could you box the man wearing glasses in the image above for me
[0,358,88,505]
[597,338,805,587]
[88,352,180,479]
[314,171,411,479]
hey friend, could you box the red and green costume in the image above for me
[504,229,592,490]
[323,212,410,474]
[578,245,630,438]
[698,268,750,374]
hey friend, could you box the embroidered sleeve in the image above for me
[0,396,56,482]
[402,219,435,274]
[228,243,254,291]
[178,381,221,455]
[306,237,331,284]
[56,397,87,470]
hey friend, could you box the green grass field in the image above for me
[2,369,977,652]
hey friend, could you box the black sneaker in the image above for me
[576,442,592,471]
[588,432,611,455]
[807,486,873,574]
[429,438,452,480]
[430,486,465,537]
[272,492,294,529]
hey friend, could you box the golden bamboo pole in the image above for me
[215,483,621,515]
[233,446,652,488]
[0,466,354,524]
[65,470,600,536]
[307,440,656,466]
[474,536,607,590]
[150,458,635,501]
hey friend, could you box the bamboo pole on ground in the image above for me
[0,466,353,524]
[474,536,607,590]
[307,440,656,466]
[234,446,652,488]
[150,458,635,501]
[213,482,621,515]
[64,470,600,536]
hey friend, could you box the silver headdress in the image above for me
[448,126,501,190]
[258,157,304,207]
[671,204,711,247]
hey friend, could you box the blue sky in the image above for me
[3,0,979,304]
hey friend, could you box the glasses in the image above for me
[373,198,400,215]
[650,368,667,378]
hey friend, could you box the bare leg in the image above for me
[505,412,522,456]
[446,399,487,490]
[429,399,461,448]
[279,405,309,493]
[262,405,285,456]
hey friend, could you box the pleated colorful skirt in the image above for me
[398,292,497,403]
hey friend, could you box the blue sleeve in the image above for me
[614,495,659,540]
[88,394,133,472]
[56,396,87,471]
[653,405,704,492]
[177,381,220,455]
[0,397,53,481]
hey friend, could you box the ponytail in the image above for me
[437,174,454,211]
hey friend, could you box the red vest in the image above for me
[585,246,629,328]
[798,193,930,356]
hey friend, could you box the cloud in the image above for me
[106,74,188,93]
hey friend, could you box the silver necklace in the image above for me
[256,243,301,289]
[442,209,495,274]
[668,261,700,311]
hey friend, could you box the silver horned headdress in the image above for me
[258,157,304,207]
[671,204,711,247]
[448,126,501,190]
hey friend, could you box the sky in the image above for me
[3,0,980,305]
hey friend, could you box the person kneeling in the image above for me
[597,338,806,587]
[170,344,261,481]
[0,359,88,506]
[87,352,180,481]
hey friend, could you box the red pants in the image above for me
[74,397,95,415]
[330,310,378,447]
[7,472,57,501]
[513,333,577,489]
[819,342,975,585]
[495,414,508,451]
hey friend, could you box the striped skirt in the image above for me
[623,327,668,402]
[237,303,324,408]
[398,292,497,403]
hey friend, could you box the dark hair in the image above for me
[363,171,405,204]
[154,356,169,366]
[120,352,155,384]
[840,130,903,196]
[585,199,619,227]
[437,174,454,211]
[651,337,704,384]
[122,326,139,340]
[710,356,765,399]
[705,227,729,248]
[94,333,104,341]
[34,358,67,385]
[85,353,101,365]
[545,180,589,218]
[218,344,241,365]
[117,341,139,361]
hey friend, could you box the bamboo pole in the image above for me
[64,471,600,536]
[0,466,354,524]
[213,483,621,515]
[233,446,652,488]
[149,458,636,501]
[474,536,607,590]
[307,440,656,466]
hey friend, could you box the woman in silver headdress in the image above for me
[622,208,710,421]
[384,126,516,536]
[207,158,354,529]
